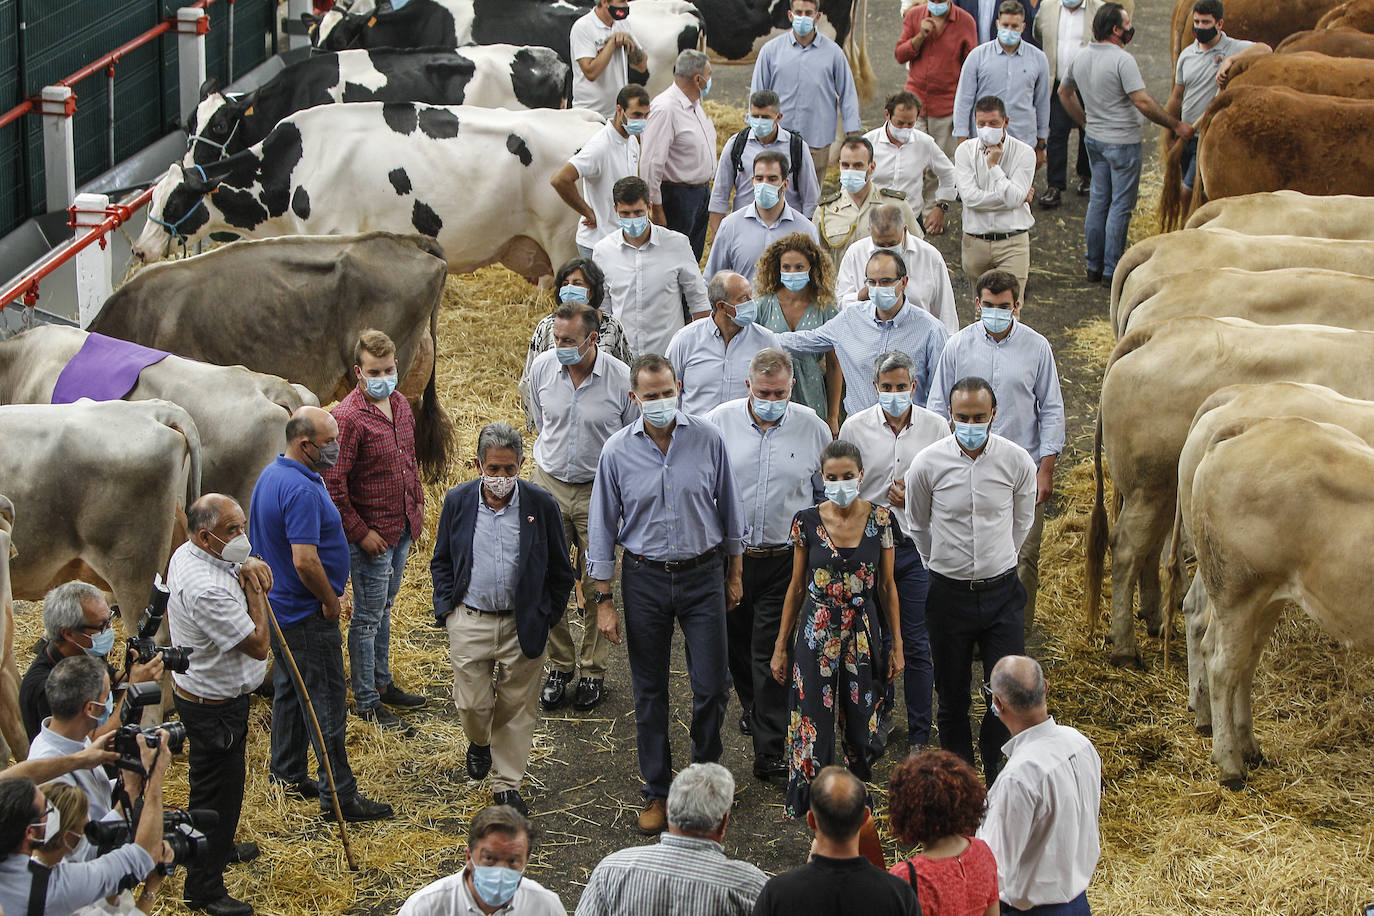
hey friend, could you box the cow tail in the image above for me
[1161,482,1187,669]
[845,0,876,103]
[1158,133,1187,232]
[414,308,454,485]
[1083,410,1108,634]
[157,404,203,510]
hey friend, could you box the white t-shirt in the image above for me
[570,9,630,118]
[569,122,641,250]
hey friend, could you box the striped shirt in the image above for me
[166,541,266,699]
[573,833,768,916]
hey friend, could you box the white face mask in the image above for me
[32,804,60,845]
[977,125,1005,147]
[211,531,253,564]
[483,475,518,500]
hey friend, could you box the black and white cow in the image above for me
[313,0,703,96]
[134,103,604,282]
[185,45,567,166]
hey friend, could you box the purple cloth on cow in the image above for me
[51,333,170,404]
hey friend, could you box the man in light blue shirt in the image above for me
[749,0,862,183]
[778,249,950,414]
[953,1,1051,151]
[709,90,821,232]
[926,269,1065,634]
[706,349,829,781]
[588,354,746,835]
[667,271,782,416]
[703,152,819,281]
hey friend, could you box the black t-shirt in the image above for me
[19,641,64,742]
[752,855,922,916]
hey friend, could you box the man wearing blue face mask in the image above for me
[955,0,1035,46]
[953,1,1050,152]
[814,137,923,271]
[324,330,427,734]
[954,95,1036,300]
[641,50,718,259]
[552,84,649,258]
[927,270,1064,638]
[668,271,782,416]
[704,153,819,282]
[904,376,1037,785]
[710,90,820,234]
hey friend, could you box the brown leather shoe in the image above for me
[637,798,667,835]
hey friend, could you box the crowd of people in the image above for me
[0,0,1264,913]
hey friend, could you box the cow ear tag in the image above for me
[368,15,378,26]
[244,106,254,117]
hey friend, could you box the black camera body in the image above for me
[128,581,194,674]
[112,681,187,773]
[85,808,216,875]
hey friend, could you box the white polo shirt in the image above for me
[569,121,641,251]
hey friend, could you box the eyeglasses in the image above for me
[29,802,56,830]
[77,618,113,634]
[981,683,996,704]
[865,277,901,288]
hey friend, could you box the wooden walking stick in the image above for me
[261,594,358,871]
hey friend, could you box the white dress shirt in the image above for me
[666,316,781,417]
[865,123,958,213]
[707,398,830,547]
[569,122,641,251]
[399,867,567,916]
[977,717,1102,910]
[1057,3,1087,80]
[954,134,1036,236]
[834,233,959,331]
[529,347,638,484]
[838,403,950,510]
[593,223,710,359]
[904,433,1037,579]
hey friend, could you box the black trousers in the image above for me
[173,691,251,902]
[660,183,711,260]
[727,553,793,761]
[926,570,1026,785]
[1047,81,1090,191]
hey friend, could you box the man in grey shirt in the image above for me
[1059,2,1193,285]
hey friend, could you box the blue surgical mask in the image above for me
[839,169,867,193]
[624,118,647,136]
[363,374,397,400]
[1061,0,1082,7]
[824,479,860,507]
[878,390,912,417]
[619,215,649,238]
[747,116,776,140]
[86,628,115,659]
[471,865,523,908]
[954,421,990,451]
[927,1,949,14]
[640,396,678,428]
[556,336,591,366]
[752,396,787,422]
[700,77,712,98]
[870,285,900,311]
[730,299,758,326]
[792,14,815,35]
[558,284,589,304]
[998,27,1022,48]
[753,181,781,209]
[981,306,1013,335]
[92,692,114,727]
[780,270,810,291]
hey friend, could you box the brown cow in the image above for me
[1275,27,1374,56]
[1317,0,1374,30]
[1170,0,1343,63]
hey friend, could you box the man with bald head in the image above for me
[250,407,394,823]
[666,270,781,417]
[834,203,958,331]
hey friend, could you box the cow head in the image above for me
[313,0,377,50]
[132,164,222,263]
[184,81,253,167]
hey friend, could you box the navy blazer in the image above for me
[956,0,1038,45]
[430,479,575,658]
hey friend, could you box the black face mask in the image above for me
[609,4,629,18]
[1193,25,1217,43]
[1118,25,1135,44]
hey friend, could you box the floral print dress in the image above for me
[784,503,894,818]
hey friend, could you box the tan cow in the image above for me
[1119,267,1374,334]
[1085,318,1374,666]
[1226,49,1374,94]
[1169,0,1342,63]
[0,495,22,762]
[1191,416,1374,786]
[1109,229,1374,335]
[1184,190,1374,238]
[1317,0,1374,30]
[1275,27,1374,57]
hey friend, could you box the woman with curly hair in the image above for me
[770,440,901,819]
[754,233,844,436]
[887,748,1000,916]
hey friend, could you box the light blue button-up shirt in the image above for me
[0,847,157,916]
[952,38,1052,145]
[666,316,782,418]
[587,412,746,580]
[926,319,1066,461]
[709,125,821,217]
[529,348,639,485]
[749,32,862,148]
[706,398,830,548]
[461,486,521,612]
[703,203,820,280]
[778,302,951,414]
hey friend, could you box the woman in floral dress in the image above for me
[770,440,902,818]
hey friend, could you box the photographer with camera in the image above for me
[0,729,170,916]
[164,493,270,916]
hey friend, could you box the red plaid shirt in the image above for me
[324,388,424,545]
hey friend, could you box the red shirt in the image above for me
[890,836,999,916]
[895,5,979,118]
[323,387,423,545]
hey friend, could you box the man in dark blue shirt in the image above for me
[249,406,392,823]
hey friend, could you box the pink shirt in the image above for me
[890,836,1000,916]
[640,82,718,204]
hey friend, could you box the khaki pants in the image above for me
[530,466,610,678]
[1017,500,1045,637]
[961,232,1031,301]
[917,115,956,209]
[809,145,832,186]
[446,606,544,792]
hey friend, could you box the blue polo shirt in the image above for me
[249,455,351,627]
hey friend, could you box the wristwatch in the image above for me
[936,201,950,212]
[594,591,615,605]
[1035,140,1047,151]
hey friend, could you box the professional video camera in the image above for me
[86,808,218,875]
[111,681,188,774]
[127,580,194,674]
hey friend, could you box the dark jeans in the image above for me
[174,692,250,902]
[622,551,730,800]
[660,182,711,260]
[894,542,933,749]
[727,553,792,761]
[269,613,357,804]
[1047,82,1089,190]
[926,569,1026,785]
[1180,136,1199,191]
[1003,892,1091,915]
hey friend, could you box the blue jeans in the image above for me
[347,528,411,712]
[1083,138,1143,277]
[1180,136,1199,191]
[894,542,933,749]
[270,613,358,804]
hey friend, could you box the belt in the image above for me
[462,604,513,616]
[929,568,1017,592]
[744,544,792,558]
[627,545,720,572]
[965,228,1029,242]
[661,180,709,189]
[172,683,236,706]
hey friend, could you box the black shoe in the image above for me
[493,790,528,816]
[739,713,753,737]
[466,743,493,780]
[1085,269,1102,283]
[358,705,415,735]
[1038,187,1062,209]
[753,755,787,781]
[1077,177,1092,195]
[572,677,605,711]
[322,794,394,822]
[540,670,573,710]
[228,842,259,864]
[271,778,319,800]
[378,683,426,708]
[186,894,253,916]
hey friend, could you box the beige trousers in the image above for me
[809,145,832,185]
[1017,501,1045,637]
[530,465,610,678]
[446,605,545,792]
[916,115,957,207]
[961,232,1031,301]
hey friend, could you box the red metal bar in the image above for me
[0,100,33,132]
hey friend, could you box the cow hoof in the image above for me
[1109,651,1147,671]
[1246,751,1266,769]
[1220,774,1247,791]
[1195,723,1213,737]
